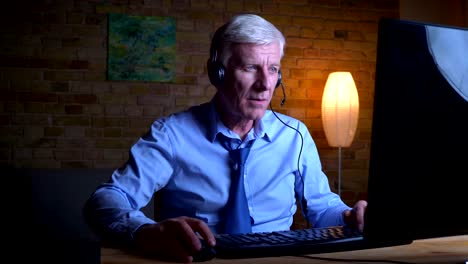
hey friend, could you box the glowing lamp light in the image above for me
[321,71,359,196]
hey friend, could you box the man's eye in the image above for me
[245,65,256,71]
[270,67,279,73]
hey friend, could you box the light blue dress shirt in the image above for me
[84,100,351,242]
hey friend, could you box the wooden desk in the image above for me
[101,235,468,264]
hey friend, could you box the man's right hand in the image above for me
[133,216,216,263]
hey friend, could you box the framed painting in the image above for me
[107,13,176,82]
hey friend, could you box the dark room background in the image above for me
[1,0,466,212]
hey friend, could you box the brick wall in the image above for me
[0,0,399,205]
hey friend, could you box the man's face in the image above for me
[220,42,281,122]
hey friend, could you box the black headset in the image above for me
[208,52,282,89]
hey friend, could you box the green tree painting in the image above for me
[108,13,176,82]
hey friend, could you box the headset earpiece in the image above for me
[208,60,225,88]
[208,50,224,88]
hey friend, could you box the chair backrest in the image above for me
[9,168,154,263]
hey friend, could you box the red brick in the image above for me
[17,92,58,103]
[44,127,64,137]
[65,104,83,114]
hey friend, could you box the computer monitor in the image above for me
[365,18,468,243]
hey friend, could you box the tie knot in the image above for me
[219,135,255,169]
[220,135,241,151]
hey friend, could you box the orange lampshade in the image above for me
[321,72,359,147]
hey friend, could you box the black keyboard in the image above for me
[214,226,364,259]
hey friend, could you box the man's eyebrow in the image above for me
[269,63,281,69]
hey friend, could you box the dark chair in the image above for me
[9,168,154,264]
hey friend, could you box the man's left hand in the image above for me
[343,200,368,231]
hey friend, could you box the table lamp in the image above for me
[321,71,359,197]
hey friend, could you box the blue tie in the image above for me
[221,137,255,234]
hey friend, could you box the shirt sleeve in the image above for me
[296,123,352,227]
[83,185,156,244]
[83,120,174,244]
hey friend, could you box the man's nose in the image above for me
[256,69,274,90]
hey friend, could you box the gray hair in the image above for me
[209,14,286,66]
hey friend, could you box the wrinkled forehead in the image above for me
[227,42,282,66]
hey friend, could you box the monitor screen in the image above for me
[366,18,468,241]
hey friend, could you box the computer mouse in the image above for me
[192,238,216,262]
